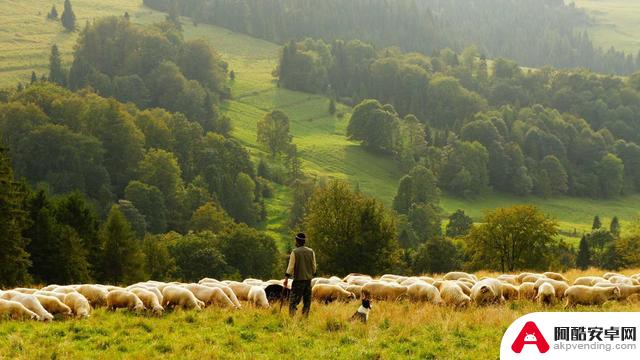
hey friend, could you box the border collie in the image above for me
[350,298,372,323]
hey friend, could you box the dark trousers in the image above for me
[289,280,311,317]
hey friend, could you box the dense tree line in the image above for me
[65,16,230,132]
[0,138,279,287]
[279,38,640,199]
[144,0,640,75]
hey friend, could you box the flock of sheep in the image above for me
[1,270,639,321]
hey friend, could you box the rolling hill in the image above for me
[0,0,639,247]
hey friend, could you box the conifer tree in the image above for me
[61,0,76,31]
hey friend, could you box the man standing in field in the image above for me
[285,233,317,317]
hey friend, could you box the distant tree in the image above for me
[218,224,279,279]
[0,146,32,287]
[615,235,640,269]
[392,175,414,214]
[48,5,58,19]
[227,172,258,225]
[99,205,146,284]
[592,215,602,230]
[116,200,147,238]
[257,110,291,157]
[610,216,621,238]
[30,71,38,85]
[124,12,130,21]
[168,232,229,281]
[540,155,568,195]
[229,70,235,81]
[167,0,181,28]
[597,153,624,197]
[61,0,76,31]
[304,180,400,275]
[465,205,558,272]
[124,181,167,234]
[445,209,473,238]
[189,202,230,233]
[576,235,591,270]
[142,234,175,281]
[288,179,316,228]
[49,44,66,86]
[393,166,440,215]
[347,99,398,153]
[137,148,183,207]
[411,237,461,274]
[439,141,490,198]
[407,202,442,241]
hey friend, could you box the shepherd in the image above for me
[284,233,317,317]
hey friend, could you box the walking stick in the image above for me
[280,278,289,311]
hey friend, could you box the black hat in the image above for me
[295,233,306,243]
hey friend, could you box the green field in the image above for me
[573,0,640,53]
[0,0,639,246]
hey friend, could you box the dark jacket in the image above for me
[285,246,317,280]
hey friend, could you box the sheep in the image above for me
[455,281,472,296]
[470,279,504,305]
[312,284,356,303]
[418,276,435,284]
[162,285,204,311]
[518,282,536,300]
[345,285,363,299]
[199,282,242,308]
[516,272,541,284]
[40,285,59,292]
[594,283,640,301]
[64,292,92,318]
[35,295,72,318]
[345,275,373,286]
[127,285,164,305]
[603,272,624,280]
[183,284,237,308]
[76,285,108,307]
[247,286,270,308]
[226,281,252,301]
[407,282,442,304]
[543,272,568,282]
[129,288,163,315]
[573,276,606,286]
[52,286,78,294]
[564,285,620,308]
[500,282,519,301]
[535,282,556,306]
[400,277,422,286]
[608,276,634,286]
[520,274,545,284]
[362,281,407,301]
[34,291,66,302]
[497,275,518,285]
[106,290,145,313]
[311,277,330,287]
[12,288,38,295]
[439,282,471,308]
[533,278,569,299]
[1,291,54,321]
[0,299,39,320]
[443,272,477,282]
[243,278,265,286]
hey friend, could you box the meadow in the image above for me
[573,0,640,53]
[2,268,640,359]
[0,0,639,247]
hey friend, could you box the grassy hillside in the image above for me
[0,0,638,246]
[573,0,640,54]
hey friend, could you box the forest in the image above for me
[277,38,640,200]
[143,0,640,75]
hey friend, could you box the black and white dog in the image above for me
[350,298,372,323]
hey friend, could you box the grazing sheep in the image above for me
[345,285,363,299]
[603,272,624,280]
[106,290,145,313]
[400,277,422,286]
[312,284,356,303]
[594,283,640,301]
[12,288,38,295]
[34,291,66,302]
[226,281,252,301]
[520,274,545,284]
[564,285,620,308]
[516,272,541,284]
[64,292,92,318]
[342,273,371,283]
[455,281,472,296]
[407,282,442,304]
[199,282,242,309]
[0,299,39,320]
[536,283,556,306]
[52,286,77,294]
[573,276,606,286]
[247,286,270,308]
[470,279,504,305]
[518,283,536,300]
[418,276,435,284]
[311,277,330,287]
[345,275,373,286]
[500,283,519,301]
[533,278,569,299]
[440,282,471,308]
[162,286,203,310]
[183,284,236,308]
[40,285,59,292]
[497,275,518,285]
[543,272,568,282]
[127,285,164,305]
[362,281,407,301]
[608,276,634,286]
[443,272,477,282]
[2,292,54,321]
[129,288,163,315]
[35,295,72,318]
[76,285,108,307]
